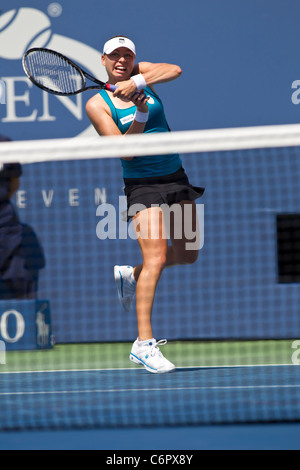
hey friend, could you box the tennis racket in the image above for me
[22,47,119,96]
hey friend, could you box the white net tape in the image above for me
[1,123,300,164]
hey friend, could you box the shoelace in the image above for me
[150,339,167,357]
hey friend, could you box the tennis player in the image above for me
[86,36,204,373]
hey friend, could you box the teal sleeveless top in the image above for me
[99,86,182,178]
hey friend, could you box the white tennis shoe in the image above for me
[114,265,136,312]
[130,338,176,373]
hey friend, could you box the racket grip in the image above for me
[105,83,146,99]
[105,83,117,92]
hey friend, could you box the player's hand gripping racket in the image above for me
[23,47,128,96]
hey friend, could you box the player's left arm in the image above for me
[134,61,182,86]
[113,62,182,99]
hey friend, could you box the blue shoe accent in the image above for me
[119,269,123,297]
[130,353,157,372]
[114,265,136,313]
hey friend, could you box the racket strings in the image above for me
[25,50,84,94]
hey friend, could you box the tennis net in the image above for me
[0,124,300,430]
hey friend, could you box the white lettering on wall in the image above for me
[1,77,83,122]
[15,188,107,208]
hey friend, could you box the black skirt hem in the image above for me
[123,167,204,221]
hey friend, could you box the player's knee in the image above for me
[146,253,167,273]
[155,253,167,270]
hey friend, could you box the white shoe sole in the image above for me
[129,352,175,374]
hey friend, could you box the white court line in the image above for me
[1,384,300,397]
[0,363,298,374]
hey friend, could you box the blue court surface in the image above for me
[1,364,300,449]
[1,423,300,450]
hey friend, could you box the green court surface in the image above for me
[1,339,296,372]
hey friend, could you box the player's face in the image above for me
[102,47,135,82]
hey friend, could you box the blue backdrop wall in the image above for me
[12,146,300,343]
[1,1,300,343]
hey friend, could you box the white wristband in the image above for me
[134,110,149,123]
[131,73,147,91]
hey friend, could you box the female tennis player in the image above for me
[86,36,204,373]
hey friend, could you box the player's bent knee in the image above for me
[145,254,167,272]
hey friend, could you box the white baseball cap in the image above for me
[103,37,136,55]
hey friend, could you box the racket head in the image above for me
[22,48,87,96]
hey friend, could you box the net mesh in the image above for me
[0,124,300,430]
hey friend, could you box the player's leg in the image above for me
[165,200,200,267]
[114,206,167,315]
[132,206,167,340]
[129,206,175,373]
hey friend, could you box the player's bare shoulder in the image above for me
[85,93,111,119]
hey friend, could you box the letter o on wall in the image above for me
[0,310,25,343]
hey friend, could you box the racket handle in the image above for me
[105,83,146,100]
[105,83,117,92]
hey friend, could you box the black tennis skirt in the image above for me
[123,166,204,220]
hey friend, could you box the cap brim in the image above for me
[103,37,136,55]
